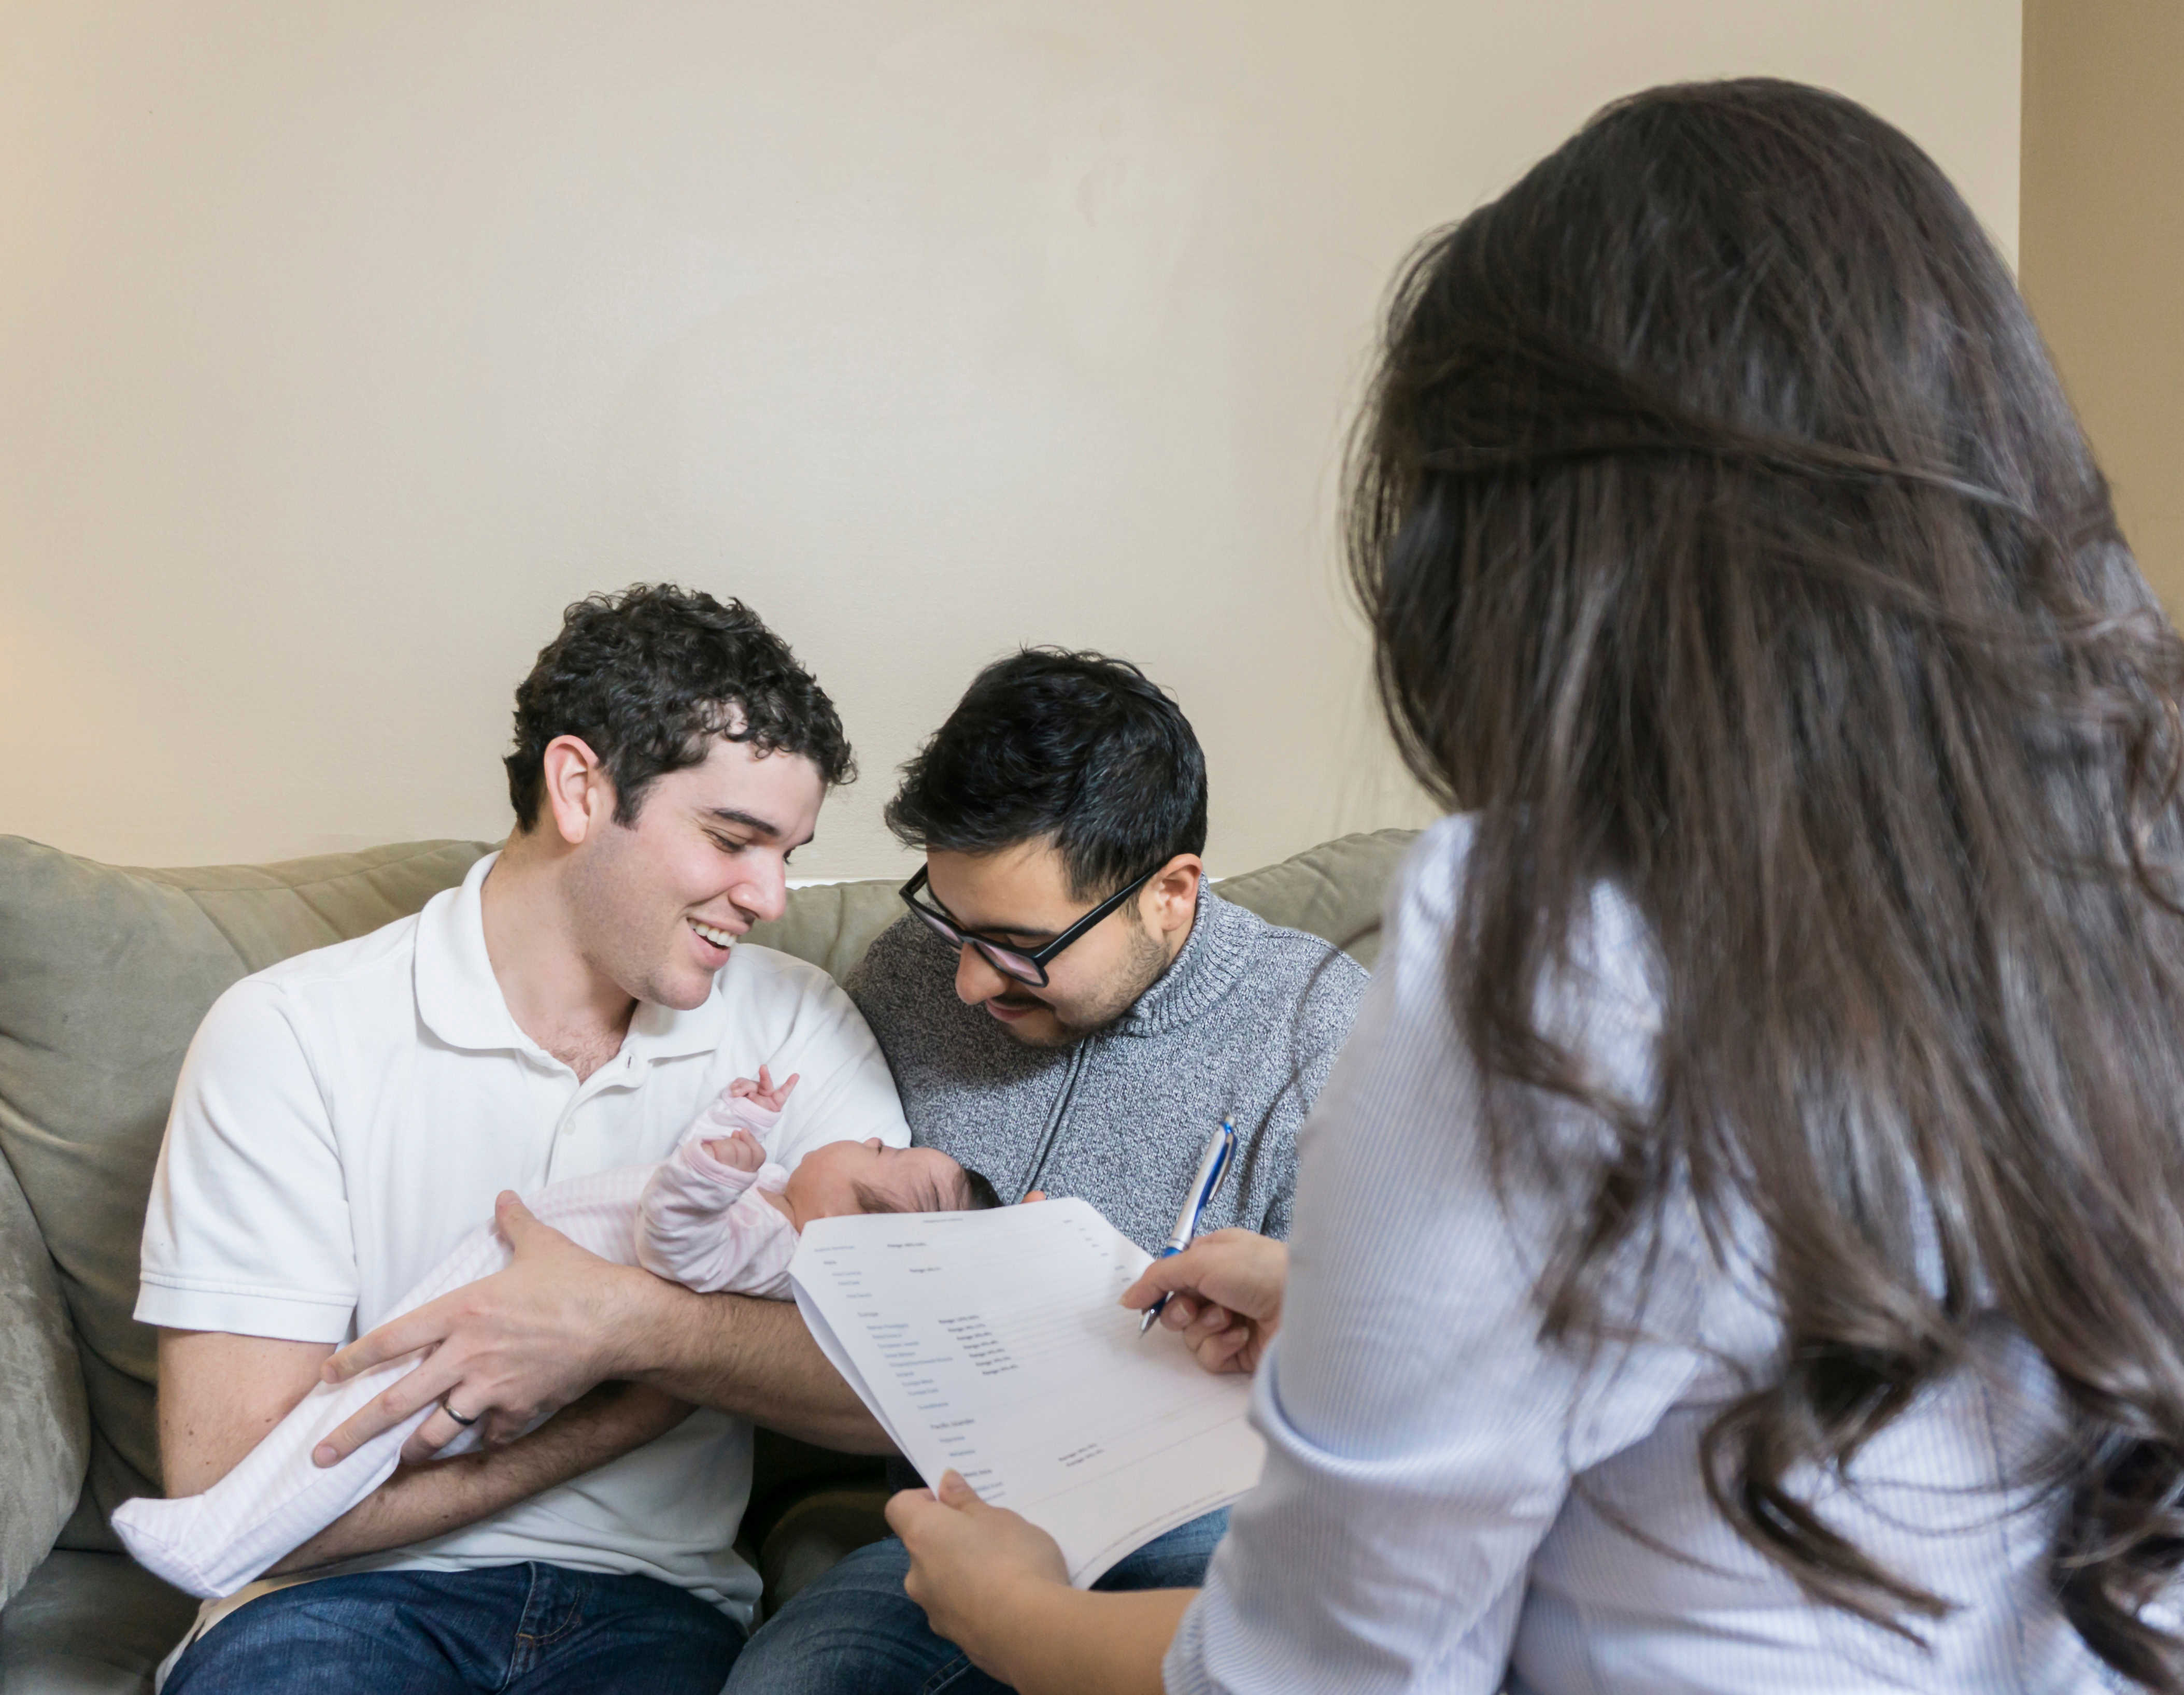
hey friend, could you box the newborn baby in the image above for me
[637,1069,1000,1297]
[113,1069,998,1600]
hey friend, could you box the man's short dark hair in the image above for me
[884,649,1208,899]
[505,584,854,831]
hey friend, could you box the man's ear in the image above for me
[1141,854,1203,939]
[539,735,616,846]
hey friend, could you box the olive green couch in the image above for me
[0,827,1412,1692]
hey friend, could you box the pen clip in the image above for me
[1187,1121,1236,1234]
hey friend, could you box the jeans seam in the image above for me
[505,1563,565,1686]
[517,1605,589,1651]
[515,1576,589,1654]
[917,1654,977,1695]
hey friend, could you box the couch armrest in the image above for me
[0,1150,88,1610]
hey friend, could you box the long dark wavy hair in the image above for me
[1350,79,2184,1686]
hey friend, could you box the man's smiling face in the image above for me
[923,839,1178,1048]
[566,736,825,1010]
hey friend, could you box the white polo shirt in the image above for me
[136,851,910,1620]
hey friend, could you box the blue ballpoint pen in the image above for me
[1139,1118,1237,1336]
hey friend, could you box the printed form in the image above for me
[789,1198,1265,1585]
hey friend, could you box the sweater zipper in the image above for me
[1014,1038,1094,1202]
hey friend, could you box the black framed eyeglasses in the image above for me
[898,864,1160,988]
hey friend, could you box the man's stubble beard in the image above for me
[1005,920,1173,1050]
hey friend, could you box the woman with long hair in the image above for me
[886,78,2184,1692]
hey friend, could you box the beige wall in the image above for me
[2,3,2021,877]
[2021,0,2184,613]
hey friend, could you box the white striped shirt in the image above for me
[1166,816,2106,1693]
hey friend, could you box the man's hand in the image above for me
[1119,1230,1287,1375]
[276,1380,695,1573]
[313,1192,647,1466]
[315,1187,892,1463]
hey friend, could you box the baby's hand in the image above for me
[728,1065,801,1116]
[702,1129,768,1173]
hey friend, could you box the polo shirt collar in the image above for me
[414,851,730,1064]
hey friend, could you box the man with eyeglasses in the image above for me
[727,647,1367,1695]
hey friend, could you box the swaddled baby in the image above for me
[635,1067,1000,1294]
[113,1069,999,1600]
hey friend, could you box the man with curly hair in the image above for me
[141,586,907,1692]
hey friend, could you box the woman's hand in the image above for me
[889,1470,1071,1681]
[1120,1229,1287,1375]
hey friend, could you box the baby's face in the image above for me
[782,1137,975,1224]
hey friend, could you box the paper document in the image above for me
[789,1198,1265,1586]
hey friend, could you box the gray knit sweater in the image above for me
[844,888,1367,1253]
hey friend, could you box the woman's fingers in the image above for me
[1119,1230,1287,1326]
[934,1468,986,1509]
[1182,1300,1232,1348]
[1121,1251,1204,1311]
[1120,1232,1289,1377]
[889,1469,1073,1644]
[1198,1320,1257,1372]
[884,1484,939,1537]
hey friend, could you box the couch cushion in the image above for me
[0,1151,88,1609]
[0,838,495,1538]
[741,879,904,982]
[0,1550,198,1694]
[1217,828,1416,971]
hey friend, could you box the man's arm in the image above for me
[273,1381,694,1571]
[616,1276,890,1450]
[159,1327,698,1568]
[158,1330,334,1495]
[311,1194,890,1466]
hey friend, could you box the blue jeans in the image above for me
[726,1508,1227,1695]
[163,1562,744,1694]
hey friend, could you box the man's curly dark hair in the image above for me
[505,585,854,831]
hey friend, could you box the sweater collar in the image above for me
[1113,885,1256,1038]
